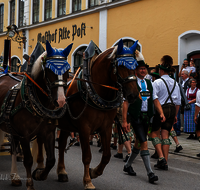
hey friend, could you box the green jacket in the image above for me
[128,79,153,120]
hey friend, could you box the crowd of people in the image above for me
[110,54,200,184]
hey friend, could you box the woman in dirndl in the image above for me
[184,78,199,139]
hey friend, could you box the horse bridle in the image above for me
[112,57,137,86]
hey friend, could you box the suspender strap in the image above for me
[160,78,176,104]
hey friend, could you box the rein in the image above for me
[24,72,49,97]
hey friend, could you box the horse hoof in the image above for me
[11,179,22,186]
[84,182,96,190]
[89,168,98,179]
[32,168,44,181]
[10,173,22,186]
[58,174,68,182]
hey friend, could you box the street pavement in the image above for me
[0,133,200,190]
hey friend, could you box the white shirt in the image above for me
[189,66,196,73]
[153,75,181,106]
[182,66,191,73]
[137,77,148,112]
[195,91,200,107]
[186,87,199,98]
[182,77,189,88]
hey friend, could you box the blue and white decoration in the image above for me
[116,39,138,70]
[45,41,73,75]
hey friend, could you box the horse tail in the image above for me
[0,129,5,146]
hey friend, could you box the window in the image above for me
[19,0,24,27]
[0,4,4,32]
[115,39,140,51]
[10,0,15,25]
[88,0,98,8]
[74,46,87,73]
[58,0,66,17]
[72,0,82,12]
[45,0,52,20]
[11,57,20,72]
[33,0,40,24]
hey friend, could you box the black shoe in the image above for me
[97,140,101,147]
[197,153,200,157]
[110,143,117,150]
[187,134,195,139]
[74,142,80,146]
[89,141,93,145]
[123,154,130,162]
[151,151,159,159]
[174,145,183,153]
[148,172,158,183]
[154,163,168,170]
[154,158,167,169]
[99,147,103,153]
[123,165,136,176]
[69,138,76,145]
[114,153,123,159]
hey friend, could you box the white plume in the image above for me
[135,50,144,61]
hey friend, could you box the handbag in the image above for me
[184,104,191,110]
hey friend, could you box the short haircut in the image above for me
[189,78,197,85]
[182,70,189,76]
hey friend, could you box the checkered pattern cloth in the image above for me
[184,102,196,133]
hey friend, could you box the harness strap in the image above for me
[160,78,176,104]
[24,72,49,97]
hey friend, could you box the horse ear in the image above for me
[62,43,73,57]
[117,39,124,55]
[46,40,55,57]
[129,40,138,54]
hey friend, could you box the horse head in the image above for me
[31,41,73,108]
[109,39,139,103]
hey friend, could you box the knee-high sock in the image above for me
[124,147,140,168]
[141,150,153,175]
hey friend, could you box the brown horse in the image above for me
[0,41,72,190]
[33,40,139,189]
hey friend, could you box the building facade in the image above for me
[0,0,200,73]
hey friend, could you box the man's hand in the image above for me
[122,121,128,133]
[194,116,198,124]
[160,113,166,123]
[174,116,177,124]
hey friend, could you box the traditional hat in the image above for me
[150,65,160,79]
[135,50,149,68]
[45,41,73,75]
[159,55,173,72]
[116,39,138,70]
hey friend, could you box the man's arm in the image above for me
[153,99,166,122]
[194,105,200,124]
[122,100,129,133]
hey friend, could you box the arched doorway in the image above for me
[71,45,87,73]
[11,57,21,72]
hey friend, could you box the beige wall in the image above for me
[28,12,99,65]
[107,0,200,67]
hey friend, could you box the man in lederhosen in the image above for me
[151,55,181,170]
[122,51,165,183]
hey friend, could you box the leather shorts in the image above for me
[152,103,176,132]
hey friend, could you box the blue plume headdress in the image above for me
[45,41,73,75]
[116,39,138,70]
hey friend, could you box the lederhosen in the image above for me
[128,79,153,143]
[152,78,176,132]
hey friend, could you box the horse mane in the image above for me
[31,51,47,80]
[91,47,115,69]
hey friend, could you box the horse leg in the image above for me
[10,138,22,186]
[20,139,35,190]
[32,131,55,181]
[57,129,70,182]
[90,126,112,179]
[79,130,95,190]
